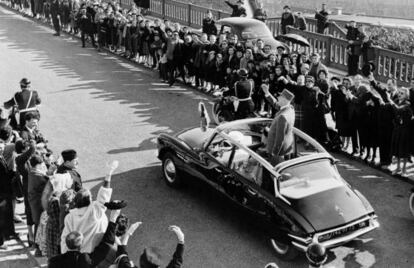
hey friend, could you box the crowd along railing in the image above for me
[135,0,414,87]
[287,26,414,87]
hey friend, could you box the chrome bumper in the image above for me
[289,215,380,252]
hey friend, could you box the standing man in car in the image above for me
[4,78,41,129]
[260,86,295,165]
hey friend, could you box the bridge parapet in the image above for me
[131,0,414,87]
[287,26,414,86]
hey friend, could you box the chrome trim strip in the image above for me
[291,241,308,251]
[287,234,312,244]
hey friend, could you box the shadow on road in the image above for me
[0,16,210,157]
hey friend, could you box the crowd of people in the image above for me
[367,25,414,55]
[0,78,186,267]
[2,0,413,171]
[1,0,413,267]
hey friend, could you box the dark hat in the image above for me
[140,247,162,267]
[276,45,285,50]
[61,149,77,162]
[283,5,290,9]
[330,76,341,82]
[280,89,294,102]
[237,68,249,77]
[305,75,315,82]
[237,0,244,3]
[20,78,31,86]
[15,140,26,154]
[361,62,376,77]
[104,200,127,210]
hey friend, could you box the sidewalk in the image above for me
[0,202,46,268]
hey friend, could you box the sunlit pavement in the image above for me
[0,4,414,268]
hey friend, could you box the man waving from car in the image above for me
[261,85,295,165]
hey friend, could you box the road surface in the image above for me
[0,5,413,268]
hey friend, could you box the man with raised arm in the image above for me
[260,85,295,165]
[60,161,118,253]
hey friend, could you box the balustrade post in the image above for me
[188,3,192,26]
[162,0,166,18]
[374,47,380,77]
[325,35,332,67]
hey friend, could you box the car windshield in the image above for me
[279,159,343,197]
[238,25,271,38]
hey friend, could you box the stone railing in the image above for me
[145,0,231,28]
[287,27,414,87]
[266,17,347,39]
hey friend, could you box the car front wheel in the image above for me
[162,152,182,187]
[270,237,298,260]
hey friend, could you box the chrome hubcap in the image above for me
[270,238,289,255]
[164,159,176,183]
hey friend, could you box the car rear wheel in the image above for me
[162,152,182,187]
[409,191,414,217]
[270,238,298,260]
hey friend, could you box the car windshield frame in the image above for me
[220,22,273,40]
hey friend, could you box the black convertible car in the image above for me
[157,118,379,259]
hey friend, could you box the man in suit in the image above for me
[280,5,295,34]
[261,86,295,165]
[50,0,61,36]
[48,208,120,268]
[225,0,247,17]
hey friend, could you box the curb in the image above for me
[2,2,414,189]
[334,150,414,186]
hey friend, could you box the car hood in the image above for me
[176,127,214,149]
[287,186,370,231]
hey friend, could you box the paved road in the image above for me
[0,5,413,268]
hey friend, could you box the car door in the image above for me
[189,133,236,189]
